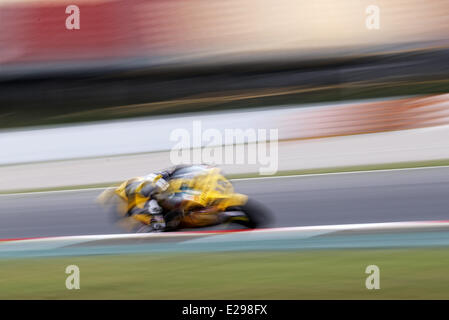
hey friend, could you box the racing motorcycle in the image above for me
[97,165,273,232]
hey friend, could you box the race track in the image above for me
[1,166,449,239]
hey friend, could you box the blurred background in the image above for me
[1,0,449,128]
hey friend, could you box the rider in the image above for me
[116,164,236,232]
[115,165,190,231]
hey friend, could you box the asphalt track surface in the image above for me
[1,167,449,239]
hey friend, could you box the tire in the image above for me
[230,198,273,229]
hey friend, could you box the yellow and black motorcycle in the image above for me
[97,165,272,232]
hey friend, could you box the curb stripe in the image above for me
[2,220,449,245]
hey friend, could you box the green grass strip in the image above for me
[1,248,448,299]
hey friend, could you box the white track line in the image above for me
[232,164,449,181]
[1,164,449,197]
[0,187,107,197]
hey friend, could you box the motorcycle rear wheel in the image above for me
[227,198,273,229]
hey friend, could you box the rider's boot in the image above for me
[132,213,152,225]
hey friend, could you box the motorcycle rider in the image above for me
[103,163,269,232]
[113,165,186,231]
[116,164,223,232]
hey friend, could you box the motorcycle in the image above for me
[97,165,273,232]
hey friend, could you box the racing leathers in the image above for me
[114,165,189,231]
